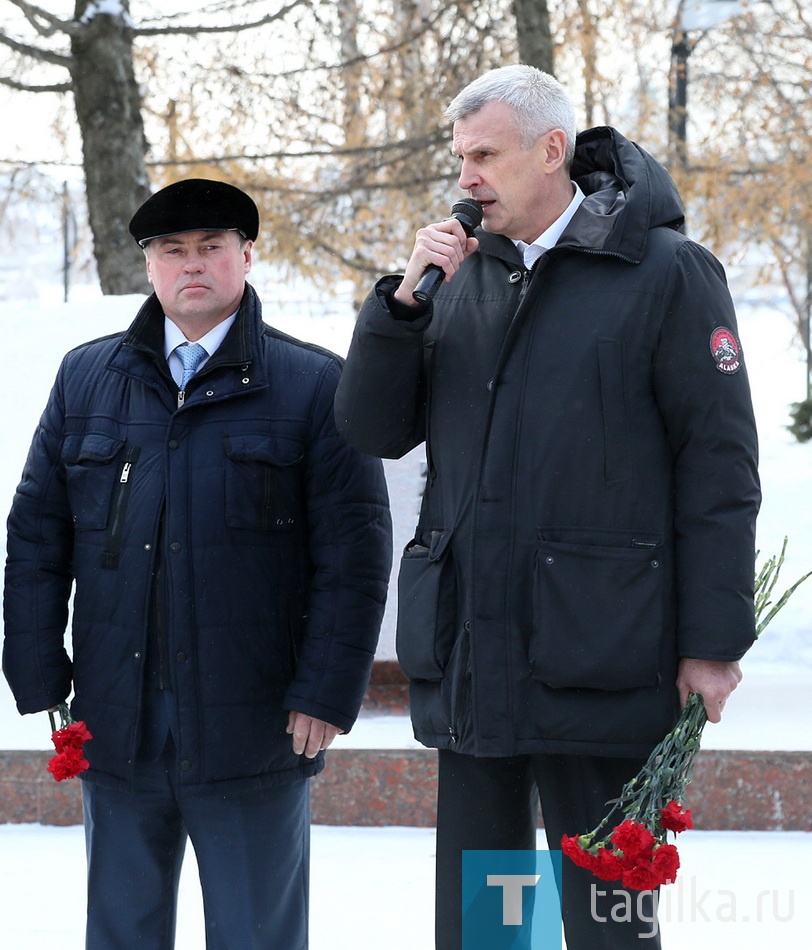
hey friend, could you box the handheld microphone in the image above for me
[412,198,483,304]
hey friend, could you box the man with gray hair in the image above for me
[335,64,760,948]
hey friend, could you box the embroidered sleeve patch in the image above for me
[709,327,741,374]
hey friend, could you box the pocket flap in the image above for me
[63,433,124,465]
[223,434,303,466]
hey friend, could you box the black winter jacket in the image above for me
[335,127,760,758]
[3,284,392,791]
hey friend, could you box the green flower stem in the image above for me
[755,538,811,636]
[47,702,72,734]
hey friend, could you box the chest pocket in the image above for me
[62,433,126,530]
[224,433,305,531]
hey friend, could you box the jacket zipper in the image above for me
[448,620,474,744]
[101,444,141,569]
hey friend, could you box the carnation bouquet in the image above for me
[562,538,809,889]
[47,702,92,781]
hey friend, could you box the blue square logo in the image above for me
[462,850,562,949]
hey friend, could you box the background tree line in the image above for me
[0,0,810,413]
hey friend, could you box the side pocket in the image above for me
[530,538,664,690]
[395,530,456,682]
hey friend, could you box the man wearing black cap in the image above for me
[3,178,393,949]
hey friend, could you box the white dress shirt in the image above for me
[164,314,237,387]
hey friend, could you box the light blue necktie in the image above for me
[176,342,207,391]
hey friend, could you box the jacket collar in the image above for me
[110,283,267,396]
[122,282,262,368]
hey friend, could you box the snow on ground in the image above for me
[0,823,809,949]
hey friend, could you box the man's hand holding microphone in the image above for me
[394,199,482,307]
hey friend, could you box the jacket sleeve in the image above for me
[3,366,75,714]
[283,358,393,732]
[334,276,432,459]
[653,240,761,662]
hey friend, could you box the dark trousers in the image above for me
[82,737,310,950]
[435,750,662,950]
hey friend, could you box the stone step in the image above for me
[1,746,809,830]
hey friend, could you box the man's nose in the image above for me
[183,254,205,272]
[458,160,480,192]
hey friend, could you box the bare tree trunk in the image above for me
[69,1,151,295]
[577,0,598,127]
[338,0,366,152]
[512,0,554,73]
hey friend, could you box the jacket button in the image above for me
[487,378,495,391]
[176,652,187,662]
[133,652,141,659]
[651,560,660,569]
[181,760,192,771]
[545,556,554,565]
[168,439,178,449]
[170,541,182,553]
[508,271,522,283]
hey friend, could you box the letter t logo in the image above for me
[486,874,542,925]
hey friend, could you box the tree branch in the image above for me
[0,31,71,68]
[0,75,70,92]
[146,130,449,166]
[133,0,311,37]
[6,0,70,39]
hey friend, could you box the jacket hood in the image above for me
[473,127,685,267]
[567,126,685,262]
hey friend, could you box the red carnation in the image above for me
[47,746,90,781]
[622,863,662,891]
[52,720,93,752]
[560,835,601,872]
[593,846,624,882]
[611,820,656,867]
[660,800,693,833]
[47,706,92,782]
[651,843,680,884]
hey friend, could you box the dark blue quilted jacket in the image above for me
[3,284,392,791]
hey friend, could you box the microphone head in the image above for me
[451,198,483,233]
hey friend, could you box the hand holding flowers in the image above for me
[562,539,809,890]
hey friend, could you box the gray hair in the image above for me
[445,64,577,166]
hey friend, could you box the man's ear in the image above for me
[543,129,568,173]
